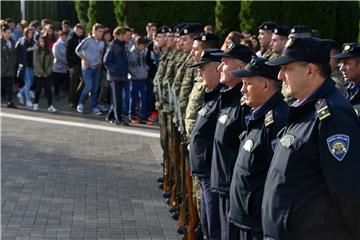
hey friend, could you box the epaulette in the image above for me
[316,98,331,121]
[265,110,274,127]
[240,96,246,106]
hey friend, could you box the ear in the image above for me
[306,63,318,78]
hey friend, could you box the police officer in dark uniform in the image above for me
[189,48,224,240]
[262,37,360,240]
[210,44,255,240]
[335,43,360,116]
[228,57,289,240]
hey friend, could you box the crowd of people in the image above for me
[1,18,163,125]
[2,16,360,240]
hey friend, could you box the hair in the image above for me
[221,31,244,50]
[23,27,34,43]
[74,23,84,30]
[113,26,131,36]
[135,36,145,45]
[298,61,331,78]
[41,18,51,26]
[43,24,56,40]
[57,30,67,37]
[240,39,253,49]
[92,23,104,32]
[36,36,51,55]
[62,19,70,26]
[271,80,282,91]
[204,25,214,33]
[29,20,39,29]
[5,18,14,24]
[147,22,156,28]
[250,35,260,52]
[1,22,10,32]
[20,20,28,27]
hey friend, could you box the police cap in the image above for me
[335,43,360,60]
[266,37,331,66]
[179,23,204,36]
[188,48,222,68]
[273,27,290,37]
[193,32,219,43]
[211,43,255,63]
[232,56,280,81]
[258,21,278,31]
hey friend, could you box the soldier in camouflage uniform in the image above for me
[328,40,347,95]
[268,27,289,61]
[153,26,172,189]
[257,21,278,59]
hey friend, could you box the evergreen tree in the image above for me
[87,1,117,30]
[214,1,241,38]
[1,1,21,22]
[75,0,89,30]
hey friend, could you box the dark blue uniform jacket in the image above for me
[190,84,223,177]
[228,91,288,233]
[262,79,360,240]
[210,82,250,196]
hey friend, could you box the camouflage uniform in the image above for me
[184,73,206,213]
[331,68,347,96]
[179,57,197,119]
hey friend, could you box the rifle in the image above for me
[162,113,171,195]
[172,88,188,234]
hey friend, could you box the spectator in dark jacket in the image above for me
[66,23,84,107]
[16,27,36,107]
[1,23,18,108]
[103,26,132,126]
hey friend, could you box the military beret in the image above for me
[188,48,222,68]
[179,23,204,36]
[232,56,280,81]
[289,25,313,38]
[211,43,255,63]
[193,32,219,43]
[258,21,278,31]
[157,26,170,34]
[266,37,331,66]
[175,23,187,33]
[335,43,360,59]
[273,27,290,37]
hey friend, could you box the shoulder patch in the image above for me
[280,134,295,148]
[240,96,246,106]
[327,134,349,162]
[265,110,274,127]
[218,114,229,125]
[243,139,254,152]
[316,99,331,121]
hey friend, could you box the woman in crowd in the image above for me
[220,31,244,50]
[43,24,57,49]
[33,36,57,112]
[16,27,36,107]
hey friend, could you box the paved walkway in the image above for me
[1,105,179,240]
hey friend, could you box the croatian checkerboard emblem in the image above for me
[327,134,349,162]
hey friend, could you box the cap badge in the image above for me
[344,44,352,51]
[201,35,206,41]
[184,29,188,34]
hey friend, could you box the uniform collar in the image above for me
[291,78,335,108]
[204,83,225,102]
[346,80,360,101]
[220,82,242,104]
[251,91,284,120]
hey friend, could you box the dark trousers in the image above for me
[146,78,155,114]
[1,76,14,103]
[107,81,126,122]
[129,79,148,119]
[220,194,236,240]
[200,177,221,240]
[34,76,52,106]
[229,223,263,240]
[52,72,69,96]
[68,65,83,105]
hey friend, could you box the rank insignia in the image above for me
[271,139,278,152]
[316,99,331,121]
[240,96,246,106]
[218,114,229,124]
[243,139,254,152]
[265,110,274,127]
[280,134,295,148]
[327,134,349,162]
